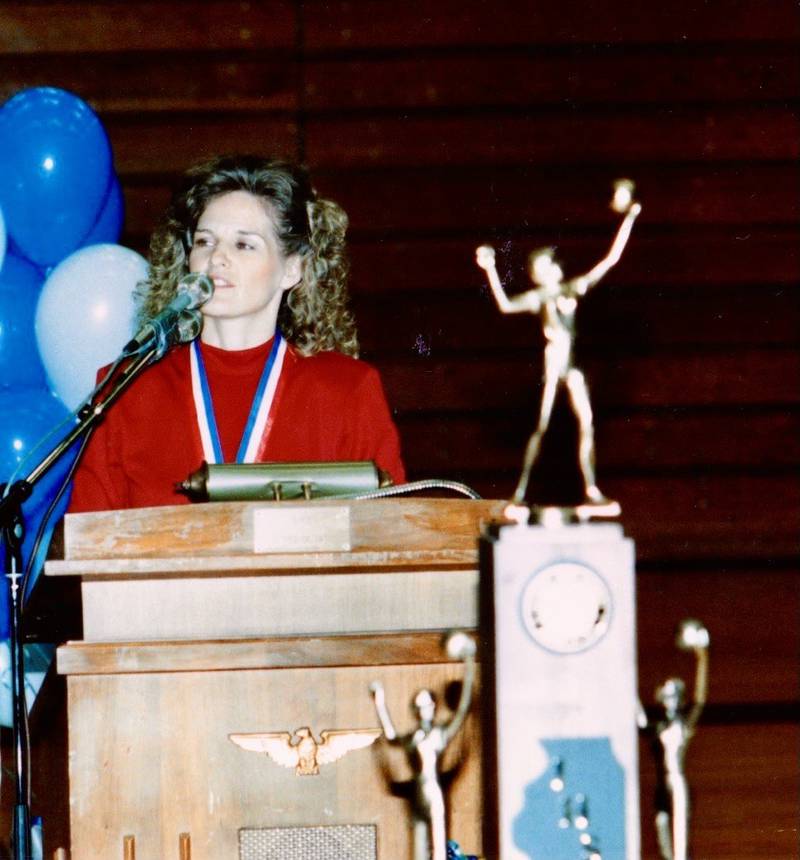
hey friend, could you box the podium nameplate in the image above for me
[253,506,351,553]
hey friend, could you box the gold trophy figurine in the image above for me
[369,632,476,860]
[476,180,641,520]
[640,619,710,860]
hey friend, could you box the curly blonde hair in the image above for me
[136,154,358,356]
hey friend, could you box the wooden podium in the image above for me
[46,498,504,860]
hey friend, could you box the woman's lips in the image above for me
[211,276,234,289]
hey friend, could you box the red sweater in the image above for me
[69,339,405,512]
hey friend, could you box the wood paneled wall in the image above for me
[1,2,797,857]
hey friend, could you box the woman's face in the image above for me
[188,189,300,329]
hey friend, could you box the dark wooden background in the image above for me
[1,2,798,857]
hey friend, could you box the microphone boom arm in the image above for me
[0,340,161,860]
[5,346,158,509]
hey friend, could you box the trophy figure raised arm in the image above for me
[476,180,641,520]
[369,632,476,860]
[477,181,644,859]
[640,619,710,860]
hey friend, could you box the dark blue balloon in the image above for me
[81,173,124,246]
[0,87,113,266]
[0,249,48,388]
[19,436,80,602]
[0,387,77,634]
[0,387,75,509]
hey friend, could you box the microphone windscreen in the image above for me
[175,309,203,344]
[177,273,214,309]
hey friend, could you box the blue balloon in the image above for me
[0,387,73,503]
[0,386,77,633]
[0,205,6,272]
[81,173,124,246]
[0,87,113,266]
[0,250,48,388]
[35,243,143,410]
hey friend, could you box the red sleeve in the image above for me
[67,348,202,512]
[68,407,130,513]
[348,364,406,485]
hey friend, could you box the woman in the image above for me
[69,154,405,512]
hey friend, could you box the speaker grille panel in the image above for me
[239,824,377,860]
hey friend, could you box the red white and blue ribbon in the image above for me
[190,333,287,464]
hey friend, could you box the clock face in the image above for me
[520,561,612,654]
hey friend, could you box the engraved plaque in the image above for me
[239,824,376,860]
[253,506,351,553]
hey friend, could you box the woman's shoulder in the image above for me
[283,347,389,408]
[288,347,379,382]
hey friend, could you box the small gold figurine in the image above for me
[476,180,641,514]
[370,632,476,860]
[640,619,709,860]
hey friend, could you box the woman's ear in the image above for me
[280,254,303,291]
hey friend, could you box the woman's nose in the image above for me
[210,243,229,266]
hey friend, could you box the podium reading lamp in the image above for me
[476,182,642,860]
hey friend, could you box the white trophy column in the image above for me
[481,521,640,860]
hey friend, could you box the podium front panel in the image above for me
[63,648,482,860]
[79,568,478,641]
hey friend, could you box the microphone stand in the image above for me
[1,345,157,860]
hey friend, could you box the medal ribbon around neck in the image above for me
[190,333,287,464]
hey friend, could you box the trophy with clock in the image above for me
[475,182,642,860]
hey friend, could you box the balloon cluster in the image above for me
[0,87,148,628]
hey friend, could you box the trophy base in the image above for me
[503,501,621,527]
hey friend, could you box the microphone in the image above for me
[123,272,214,358]
[175,309,203,344]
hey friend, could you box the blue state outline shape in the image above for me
[512,736,627,859]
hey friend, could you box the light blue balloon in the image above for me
[35,243,144,410]
[0,87,113,266]
[81,173,124,246]
[0,249,48,388]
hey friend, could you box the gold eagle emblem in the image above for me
[229,726,382,776]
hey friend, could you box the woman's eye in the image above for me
[193,236,212,248]
[236,241,254,250]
